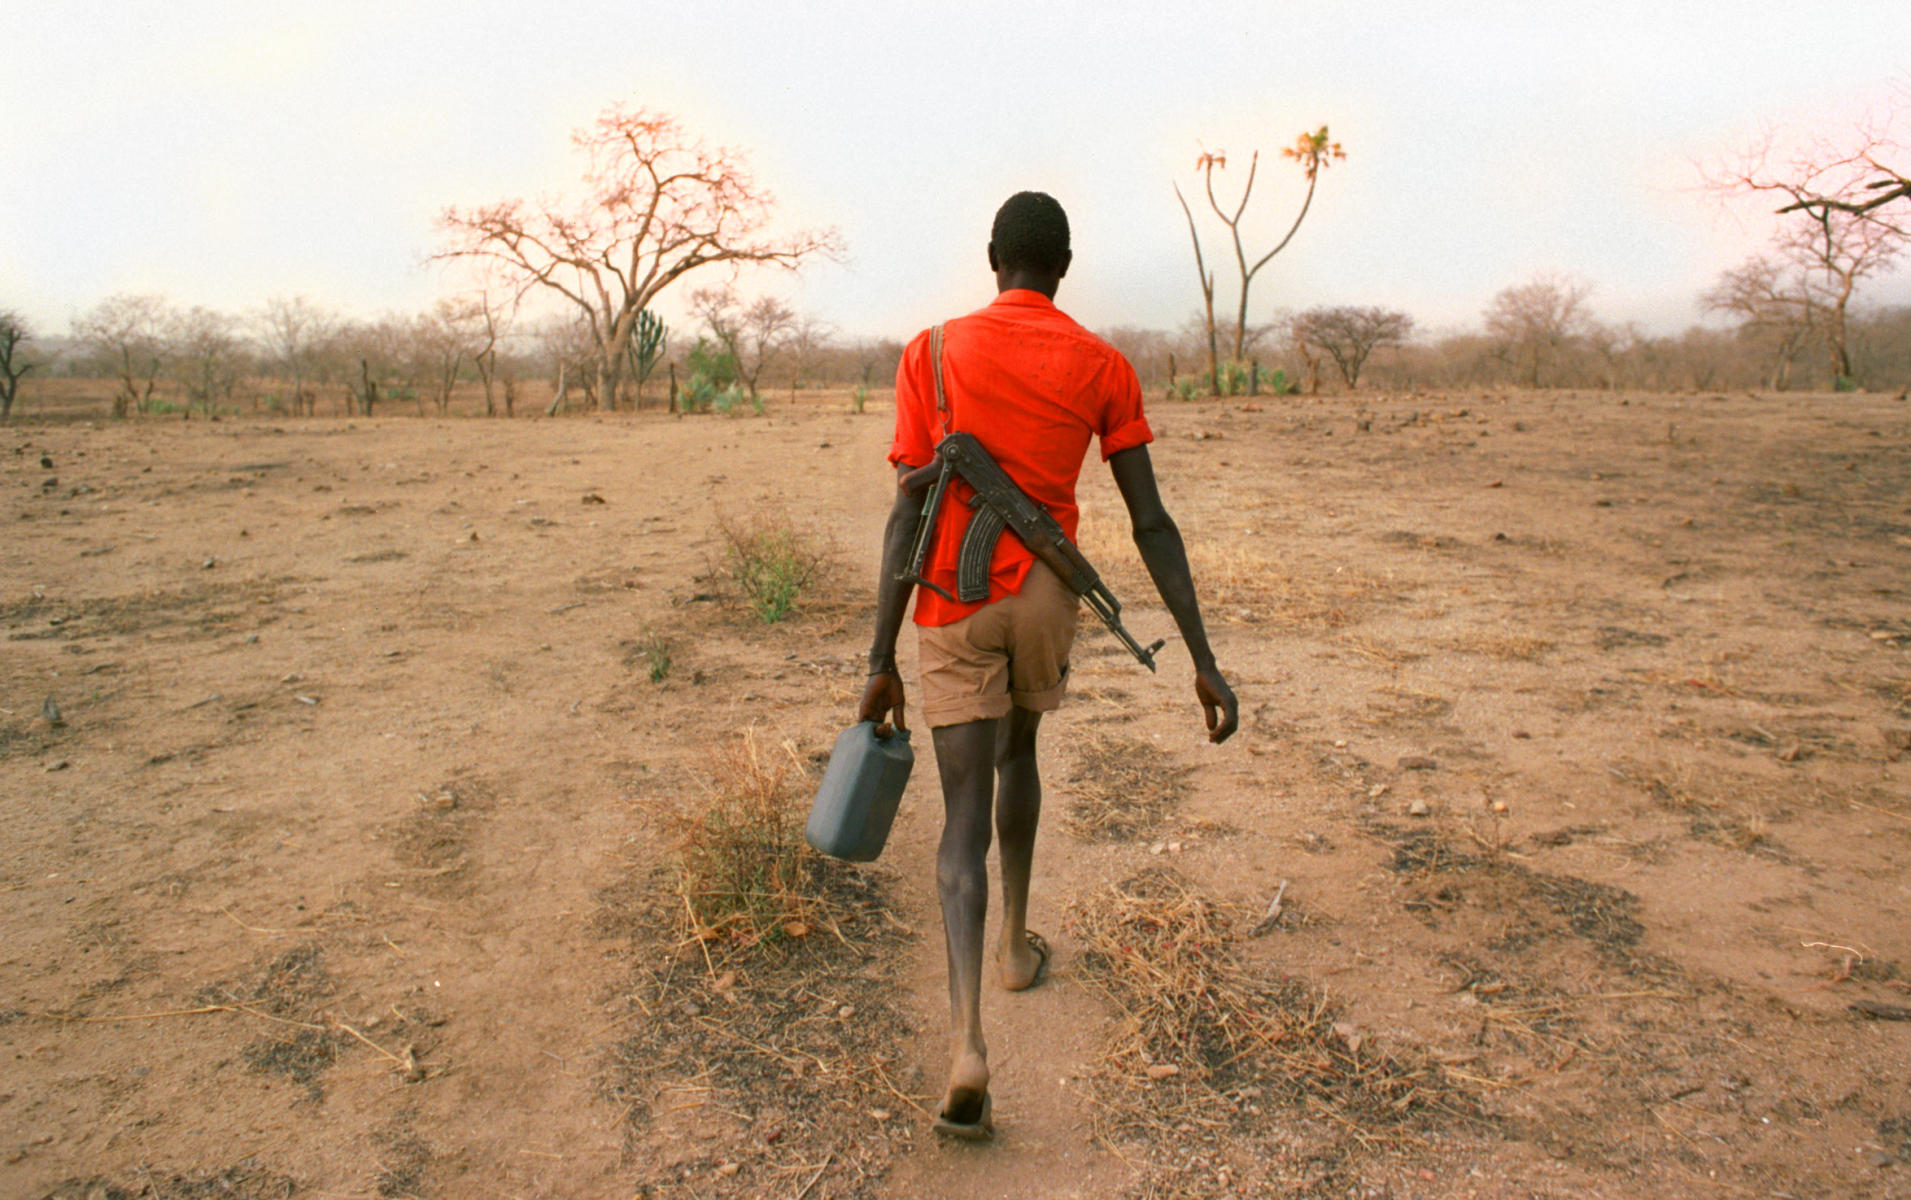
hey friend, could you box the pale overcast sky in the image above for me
[4,1,1908,342]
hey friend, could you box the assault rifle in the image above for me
[897,432,1166,672]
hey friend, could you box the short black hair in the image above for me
[991,191,1070,274]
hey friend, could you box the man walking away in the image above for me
[859,191,1238,1139]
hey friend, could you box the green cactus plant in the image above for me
[628,309,666,403]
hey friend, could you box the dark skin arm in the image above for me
[1107,443,1239,743]
[857,464,921,736]
[859,448,1238,744]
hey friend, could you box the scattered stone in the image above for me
[1882,726,1911,762]
[716,1161,740,1177]
[45,759,69,772]
[581,492,607,504]
[1408,798,1430,817]
[41,696,64,727]
[1399,755,1439,771]
[1145,1063,1180,1080]
[1776,743,1805,763]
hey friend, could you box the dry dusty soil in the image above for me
[3,386,1910,1199]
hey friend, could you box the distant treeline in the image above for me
[7,291,1909,421]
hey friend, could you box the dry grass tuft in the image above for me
[1067,868,1479,1165]
[672,729,837,952]
[1062,729,1190,841]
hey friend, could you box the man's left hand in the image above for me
[1195,666,1238,744]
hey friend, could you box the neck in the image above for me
[995,269,1062,298]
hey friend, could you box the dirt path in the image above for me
[5,389,1910,1198]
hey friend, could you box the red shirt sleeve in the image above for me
[888,331,937,469]
[1096,351,1154,460]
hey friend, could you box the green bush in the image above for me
[718,516,829,623]
[639,632,671,683]
[1258,366,1299,395]
[851,384,869,413]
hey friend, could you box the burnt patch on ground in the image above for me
[602,865,916,1200]
[1062,729,1191,841]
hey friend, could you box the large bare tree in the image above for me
[437,103,839,411]
[1710,111,1908,382]
[1174,128,1345,394]
[1484,273,1592,388]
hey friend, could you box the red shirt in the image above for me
[888,290,1153,627]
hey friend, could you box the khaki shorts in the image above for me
[918,561,1080,728]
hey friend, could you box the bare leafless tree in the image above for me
[438,104,839,412]
[1175,129,1345,394]
[0,310,34,420]
[1709,111,1908,382]
[1483,273,1593,388]
[255,296,334,416]
[418,300,473,415]
[537,313,597,415]
[465,291,510,416]
[783,313,833,398]
[73,294,170,418]
[1701,257,1819,390]
[167,307,247,417]
[1288,306,1413,388]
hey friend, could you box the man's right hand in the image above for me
[1195,666,1238,744]
[858,670,908,739]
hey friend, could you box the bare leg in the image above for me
[994,706,1047,989]
[931,717,998,1122]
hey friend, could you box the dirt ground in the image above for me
[3,384,1909,1199]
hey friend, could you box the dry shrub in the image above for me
[1063,729,1190,840]
[1067,868,1477,1159]
[1621,759,1785,858]
[714,513,831,623]
[674,730,834,952]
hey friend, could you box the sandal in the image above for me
[933,1090,993,1141]
[1004,930,1050,992]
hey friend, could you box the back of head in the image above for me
[991,192,1070,274]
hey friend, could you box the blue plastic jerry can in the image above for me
[805,722,913,862]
